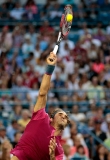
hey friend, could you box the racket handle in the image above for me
[53,45,59,55]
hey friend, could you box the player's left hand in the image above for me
[49,137,56,158]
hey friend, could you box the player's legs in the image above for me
[11,156,19,160]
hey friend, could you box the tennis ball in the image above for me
[66,14,73,22]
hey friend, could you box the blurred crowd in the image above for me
[0,0,110,23]
[0,0,110,160]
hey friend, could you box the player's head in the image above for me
[50,108,70,131]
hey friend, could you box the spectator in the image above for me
[88,43,98,60]
[59,36,75,58]
[104,138,110,150]
[18,109,30,128]
[39,20,54,34]
[10,2,25,20]
[63,144,71,160]
[92,118,107,146]
[72,41,88,63]
[0,126,8,143]
[67,124,86,147]
[12,26,24,48]
[93,144,107,160]
[105,80,110,101]
[101,113,110,138]
[80,73,91,90]
[87,76,105,100]
[11,49,24,68]
[92,58,105,74]
[72,79,87,101]
[0,26,13,52]
[11,132,22,148]
[11,76,30,101]
[25,0,38,19]
[106,23,110,35]
[9,105,22,121]
[48,2,62,20]
[93,28,106,42]
[87,62,96,80]
[78,22,92,36]
[27,83,39,102]
[72,145,89,160]
[101,42,110,61]
[34,43,42,59]
[66,73,79,91]
[70,137,89,157]
[52,71,65,89]
[0,3,9,20]
[59,43,70,59]
[4,0,15,10]
[28,25,37,47]
[70,105,86,122]
[0,121,3,128]
[87,118,95,131]
[34,57,46,75]
[94,108,104,120]
[28,104,34,118]
[6,120,18,142]
[22,34,34,55]
[98,71,106,86]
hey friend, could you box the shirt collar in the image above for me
[48,125,61,140]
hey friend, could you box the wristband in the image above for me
[46,65,55,75]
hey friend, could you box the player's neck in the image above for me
[54,128,62,136]
[51,121,64,136]
[52,124,63,136]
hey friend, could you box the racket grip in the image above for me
[53,45,59,55]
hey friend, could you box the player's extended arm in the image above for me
[34,52,57,112]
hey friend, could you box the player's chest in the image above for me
[42,137,63,156]
[55,140,64,156]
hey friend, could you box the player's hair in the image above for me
[50,108,70,125]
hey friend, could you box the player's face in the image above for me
[54,111,68,129]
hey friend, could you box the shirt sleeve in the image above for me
[31,108,47,121]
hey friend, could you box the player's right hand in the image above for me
[47,52,57,66]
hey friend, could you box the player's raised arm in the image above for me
[34,52,57,112]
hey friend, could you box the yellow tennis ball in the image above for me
[66,14,73,22]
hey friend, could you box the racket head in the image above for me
[60,5,73,37]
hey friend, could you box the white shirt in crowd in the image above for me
[10,8,25,20]
[59,40,75,57]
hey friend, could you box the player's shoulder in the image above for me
[32,108,49,121]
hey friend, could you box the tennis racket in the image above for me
[53,4,73,55]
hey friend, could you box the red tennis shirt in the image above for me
[11,108,64,160]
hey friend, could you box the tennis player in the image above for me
[10,52,70,160]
